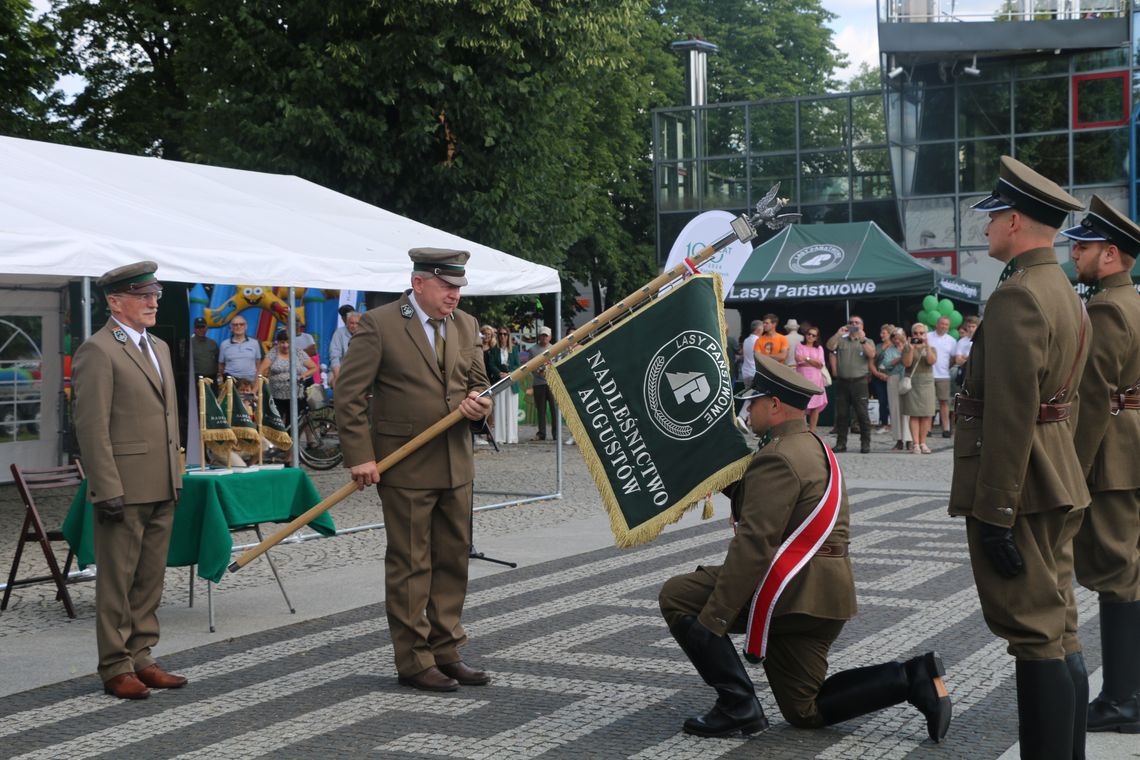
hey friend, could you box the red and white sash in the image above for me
[743,433,843,660]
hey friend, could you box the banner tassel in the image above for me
[702,494,714,520]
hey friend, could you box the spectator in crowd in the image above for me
[884,328,912,451]
[490,326,521,444]
[793,324,828,432]
[928,316,958,438]
[531,326,558,441]
[755,313,788,363]
[826,315,876,453]
[328,309,360,388]
[480,325,498,376]
[190,317,218,378]
[870,323,894,432]
[724,327,742,387]
[901,322,937,454]
[258,328,317,438]
[217,315,262,393]
[292,319,318,359]
[783,318,803,367]
[952,316,979,387]
[740,320,763,387]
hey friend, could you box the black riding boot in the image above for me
[816,651,952,742]
[1065,652,1088,760]
[1016,658,1075,760]
[668,616,769,737]
[1088,599,1140,733]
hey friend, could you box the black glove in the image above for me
[976,519,1024,578]
[94,496,125,525]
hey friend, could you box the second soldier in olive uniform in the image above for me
[952,156,1091,759]
[659,356,951,743]
[1063,195,1140,734]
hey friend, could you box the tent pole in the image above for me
[288,288,299,469]
[555,297,563,498]
[845,299,850,322]
[81,277,92,339]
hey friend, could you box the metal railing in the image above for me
[879,0,1127,23]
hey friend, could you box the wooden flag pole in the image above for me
[197,377,209,470]
[228,186,798,573]
[257,375,265,466]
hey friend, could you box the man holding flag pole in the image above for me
[658,356,953,742]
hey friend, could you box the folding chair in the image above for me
[3,462,87,618]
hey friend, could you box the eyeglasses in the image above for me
[498,331,509,336]
[115,290,163,302]
[807,332,819,337]
[231,323,247,328]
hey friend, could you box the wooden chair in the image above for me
[3,462,87,618]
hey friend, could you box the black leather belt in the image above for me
[954,395,1071,423]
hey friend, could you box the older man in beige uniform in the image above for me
[72,261,186,699]
[1063,195,1140,734]
[659,356,951,743]
[336,248,492,693]
[953,156,1090,759]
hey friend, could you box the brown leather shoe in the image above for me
[397,666,459,692]
[103,673,150,700]
[135,664,188,689]
[438,661,491,686]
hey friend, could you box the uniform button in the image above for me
[1000,507,1013,515]
[975,440,982,448]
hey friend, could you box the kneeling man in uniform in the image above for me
[659,356,951,741]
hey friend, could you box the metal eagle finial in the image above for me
[752,182,801,230]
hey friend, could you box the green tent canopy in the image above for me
[726,222,983,304]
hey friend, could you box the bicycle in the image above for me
[297,403,342,470]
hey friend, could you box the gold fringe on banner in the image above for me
[546,274,752,548]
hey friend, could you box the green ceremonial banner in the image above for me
[259,379,292,448]
[200,381,236,445]
[220,381,260,453]
[547,275,752,548]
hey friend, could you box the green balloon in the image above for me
[949,328,959,338]
[949,310,963,328]
[922,295,938,312]
[916,310,933,326]
[938,298,954,316]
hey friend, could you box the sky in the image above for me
[822,0,881,83]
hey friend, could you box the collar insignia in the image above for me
[112,328,127,344]
[400,303,414,319]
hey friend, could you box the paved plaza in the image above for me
[0,428,1133,758]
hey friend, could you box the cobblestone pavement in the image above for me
[0,427,1106,758]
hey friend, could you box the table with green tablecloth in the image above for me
[63,468,336,583]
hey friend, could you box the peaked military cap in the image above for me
[735,355,822,409]
[409,247,470,287]
[96,260,162,295]
[1060,194,1140,258]
[971,155,1084,228]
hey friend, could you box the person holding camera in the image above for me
[901,323,937,454]
[825,315,876,453]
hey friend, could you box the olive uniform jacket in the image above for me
[1073,270,1140,492]
[699,418,856,636]
[949,248,1091,526]
[335,292,490,490]
[72,320,181,504]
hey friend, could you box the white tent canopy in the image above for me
[0,135,560,295]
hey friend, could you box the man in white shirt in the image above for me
[740,320,763,386]
[783,318,803,367]
[928,316,958,438]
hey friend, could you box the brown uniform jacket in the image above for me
[1073,270,1140,492]
[72,320,182,504]
[949,248,1091,526]
[334,292,490,489]
[699,418,856,636]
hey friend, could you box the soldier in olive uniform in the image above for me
[72,261,187,700]
[952,156,1091,759]
[336,248,493,693]
[1062,196,1140,734]
[659,356,952,742]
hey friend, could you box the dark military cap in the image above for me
[96,260,162,295]
[409,247,470,287]
[971,155,1084,228]
[193,317,207,328]
[735,355,822,409]
[1060,194,1140,258]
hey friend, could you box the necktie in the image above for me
[427,318,445,371]
[138,335,148,355]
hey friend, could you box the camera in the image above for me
[910,337,923,345]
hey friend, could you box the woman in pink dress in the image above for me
[794,325,828,432]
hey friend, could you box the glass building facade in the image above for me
[653,1,1137,303]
